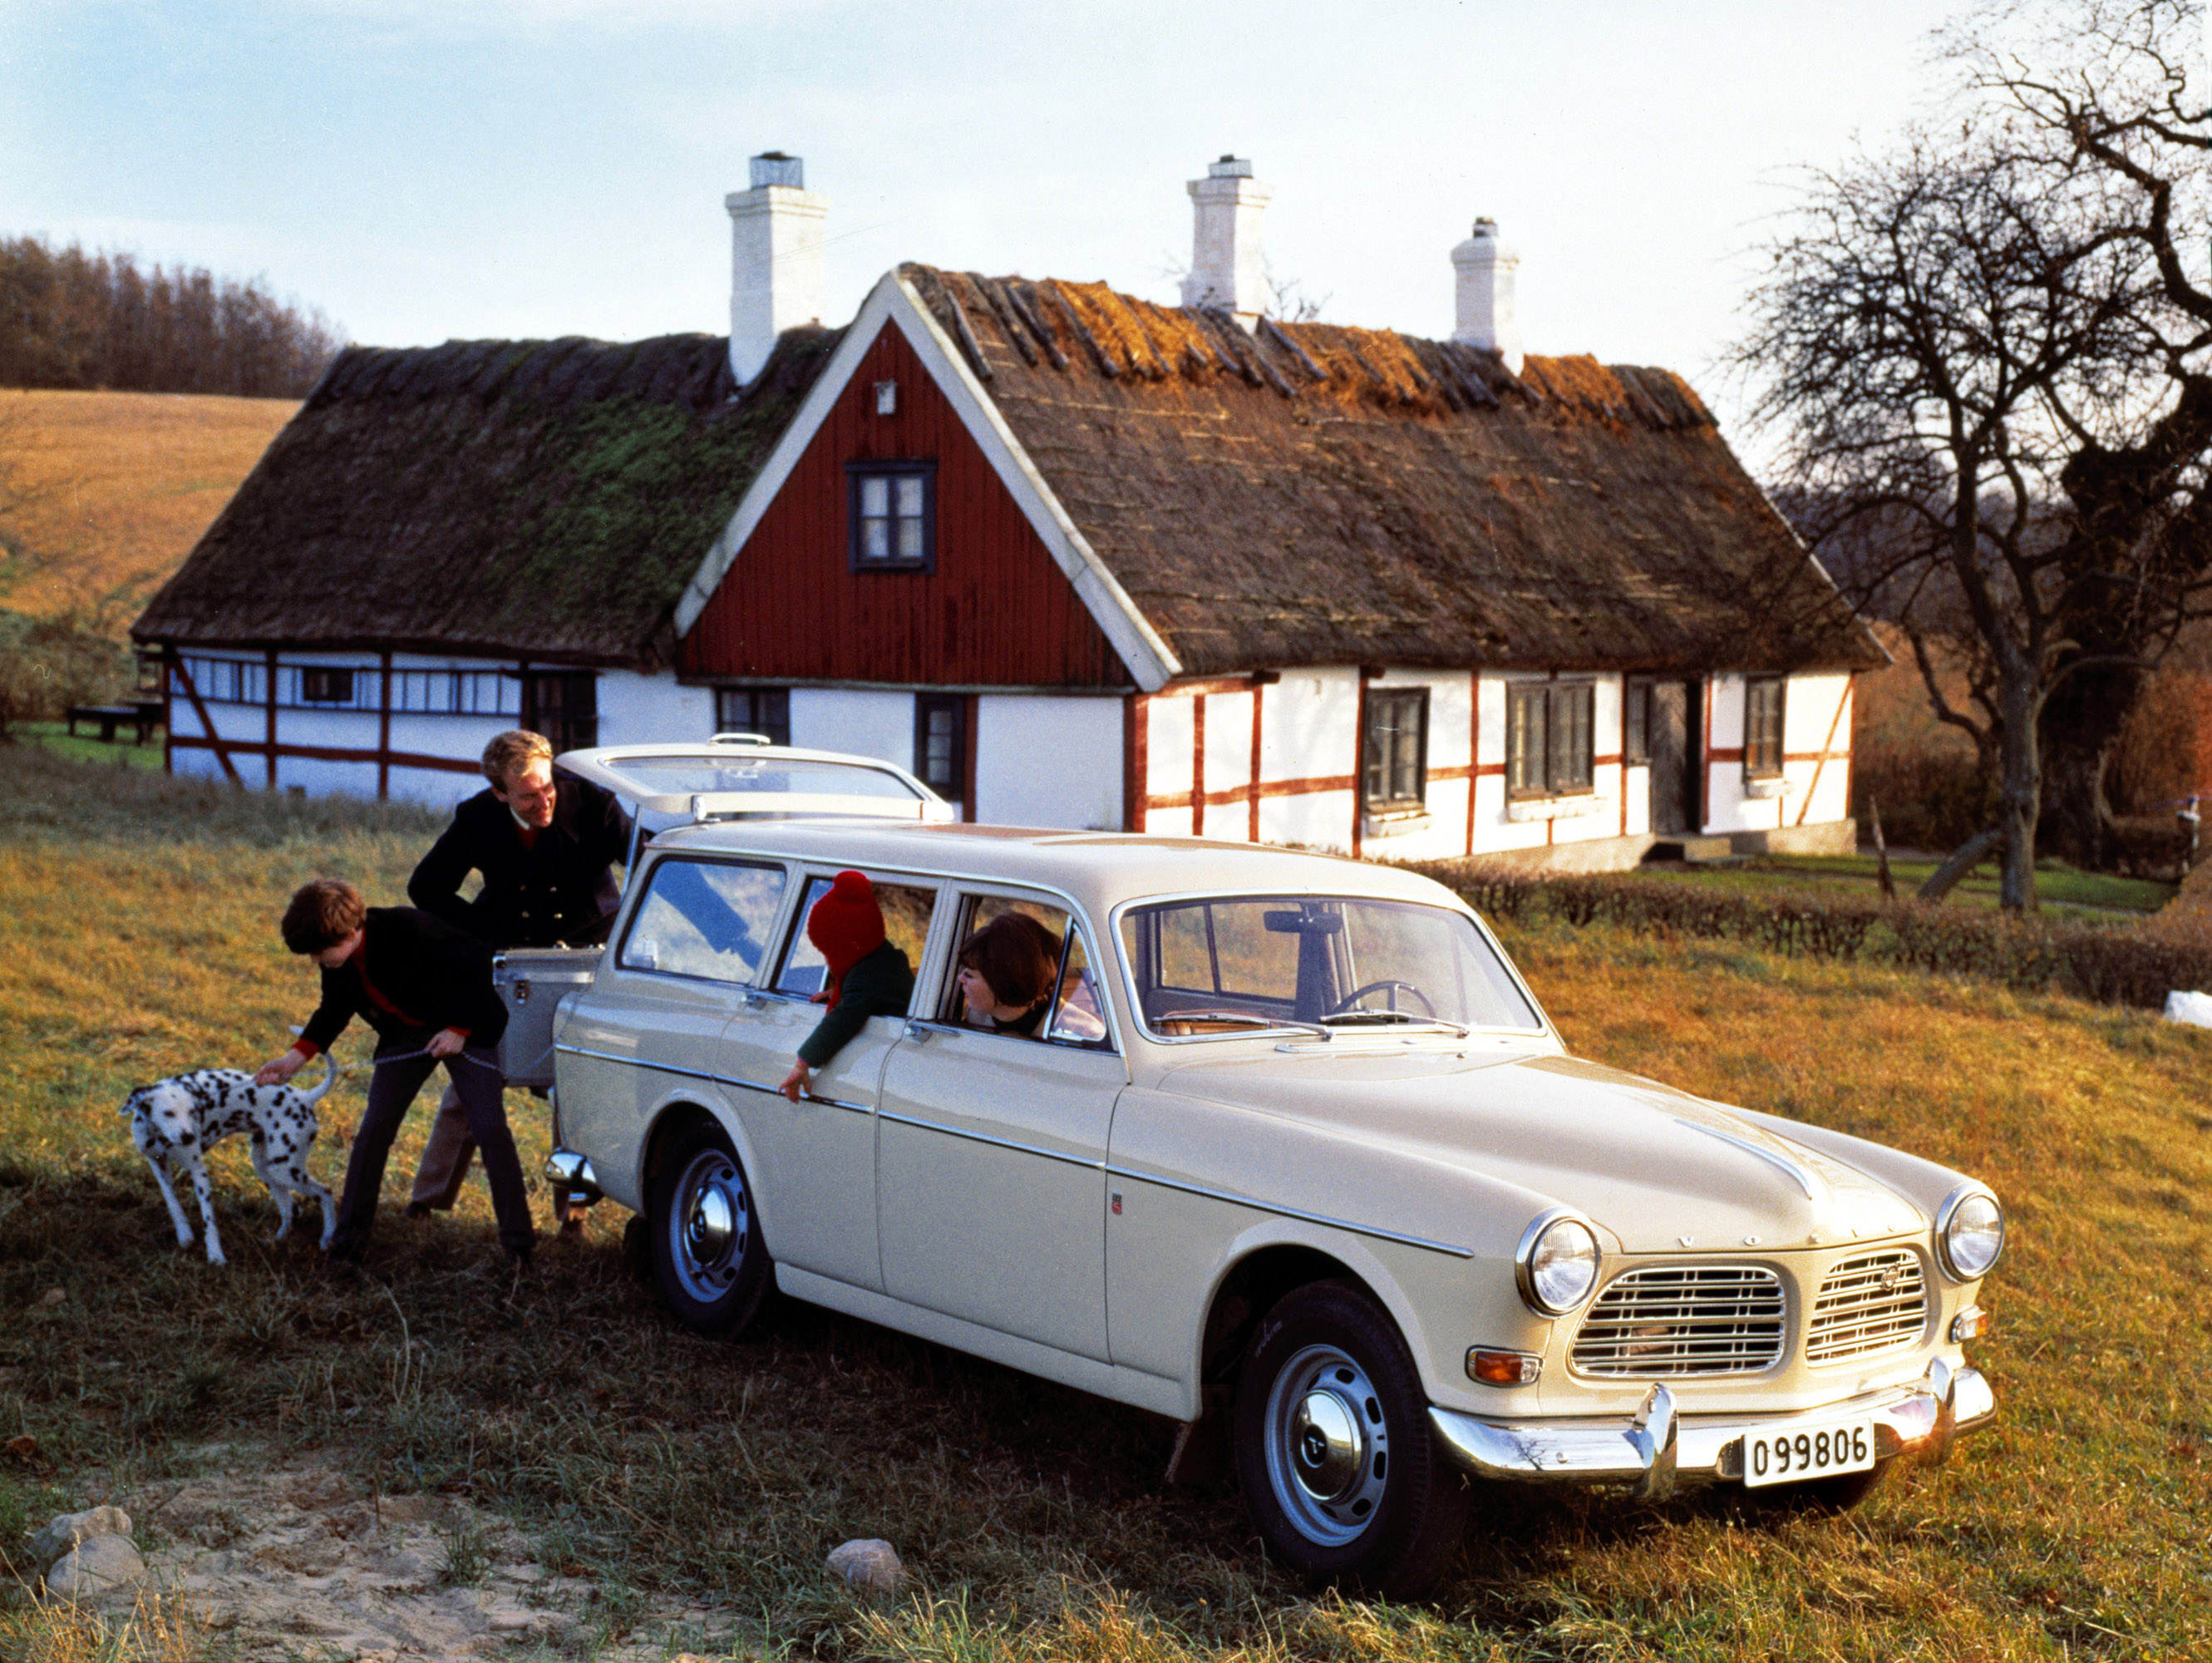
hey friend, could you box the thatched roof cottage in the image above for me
[135,154,1880,866]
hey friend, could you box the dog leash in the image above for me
[367,1046,503,1071]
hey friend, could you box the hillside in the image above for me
[0,387,295,625]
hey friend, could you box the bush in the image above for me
[0,607,131,732]
[1414,861,2210,1011]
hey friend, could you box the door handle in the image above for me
[741,990,766,1010]
[904,1020,934,1044]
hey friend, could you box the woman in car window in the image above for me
[955,913,1062,1038]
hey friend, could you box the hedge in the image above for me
[1409,862,2212,1011]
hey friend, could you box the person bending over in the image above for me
[254,879,535,1265]
[778,871,914,1102]
[405,728,630,1224]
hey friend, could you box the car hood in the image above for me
[1154,1044,1927,1253]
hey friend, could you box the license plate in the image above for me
[1742,1418,1876,1488]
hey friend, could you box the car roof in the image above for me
[646,819,1469,917]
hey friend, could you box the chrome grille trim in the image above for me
[1571,1266,1786,1377]
[1808,1249,1927,1364]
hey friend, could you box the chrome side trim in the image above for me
[1428,1365,1995,1487]
[1676,1118,1820,1200]
[1107,1165,1472,1259]
[554,1043,718,1086]
[879,1109,1106,1171]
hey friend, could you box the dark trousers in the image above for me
[330,1037,534,1257]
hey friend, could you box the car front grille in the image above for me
[1571,1266,1786,1377]
[1806,1249,1927,1364]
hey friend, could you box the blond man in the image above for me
[403,729,629,1221]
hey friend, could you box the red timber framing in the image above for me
[680,323,1131,690]
[155,644,509,793]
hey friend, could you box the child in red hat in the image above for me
[779,871,915,1101]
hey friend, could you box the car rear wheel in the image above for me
[648,1117,772,1336]
[1232,1280,1469,1596]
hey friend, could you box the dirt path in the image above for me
[108,1443,751,1660]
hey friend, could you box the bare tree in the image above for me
[1737,0,2208,910]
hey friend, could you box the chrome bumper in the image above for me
[545,1148,603,1209]
[1430,1360,1995,1499]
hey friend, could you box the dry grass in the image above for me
[0,754,2207,1660]
[0,388,293,621]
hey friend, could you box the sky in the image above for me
[1,0,1961,443]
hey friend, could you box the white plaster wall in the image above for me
[1467,674,1549,854]
[974,695,1124,830]
[1259,670,1359,790]
[1623,766,1653,838]
[1259,789,1355,852]
[599,670,715,745]
[1146,696,1195,801]
[790,688,919,772]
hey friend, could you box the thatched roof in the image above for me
[901,264,1883,677]
[133,328,841,668]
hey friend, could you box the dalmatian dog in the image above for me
[121,1060,343,1266]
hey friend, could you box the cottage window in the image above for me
[715,687,791,747]
[522,670,599,755]
[1623,679,1651,766]
[1507,681,1596,797]
[1363,688,1429,811]
[848,461,935,572]
[914,693,966,807]
[300,667,355,705]
[1745,677,1786,778]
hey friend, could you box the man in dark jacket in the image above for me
[254,879,535,1264]
[403,729,630,1221]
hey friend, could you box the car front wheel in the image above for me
[648,1116,773,1336]
[1232,1280,1469,1596]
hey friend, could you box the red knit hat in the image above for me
[806,871,886,1005]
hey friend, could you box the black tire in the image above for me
[647,1117,773,1336]
[1232,1279,1469,1596]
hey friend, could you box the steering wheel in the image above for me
[1327,980,1436,1019]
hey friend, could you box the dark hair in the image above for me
[281,878,366,955]
[957,912,1061,1008]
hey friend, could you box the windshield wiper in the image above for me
[1163,1009,1333,1040]
[1318,1011,1472,1037]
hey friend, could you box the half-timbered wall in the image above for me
[682,323,1131,689]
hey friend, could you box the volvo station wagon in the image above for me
[543,812,2002,1594]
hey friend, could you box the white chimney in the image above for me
[1451,218,1523,373]
[1180,155,1273,330]
[726,151,828,385]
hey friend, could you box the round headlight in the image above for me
[1939,1189,2005,1281]
[1516,1213,1600,1315]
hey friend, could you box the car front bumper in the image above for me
[1429,1360,1995,1499]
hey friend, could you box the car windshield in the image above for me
[590,755,923,801]
[1119,896,1542,1038]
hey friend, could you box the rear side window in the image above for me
[619,859,786,983]
[776,876,940,998]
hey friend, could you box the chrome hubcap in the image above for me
[670,1150,749,1302]
[1264,1344,1390,1546]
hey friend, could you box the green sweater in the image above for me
[796,941,915,1068]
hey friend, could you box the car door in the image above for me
[875,891,1124,1362]
[717,870,943,1292]
[555,854,789,1210]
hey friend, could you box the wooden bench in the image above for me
[66,703,162,744]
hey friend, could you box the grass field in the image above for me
[0,387,295,619]
[0,748,2206,1661]
[1645,852,2176,919]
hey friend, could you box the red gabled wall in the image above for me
[681,323,1131,688]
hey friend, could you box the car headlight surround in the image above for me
[1515,1209,1601,1315]
[1935,1186,2005,1281]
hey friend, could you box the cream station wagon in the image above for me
[545,819,2002,1595]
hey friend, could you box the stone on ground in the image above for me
[47,1532,147,1596]
[28,1505,132,1566]
[826,1537,905,1593]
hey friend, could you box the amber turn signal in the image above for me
[1467,1347,1542,1386]
[1949,1305,1990,1343]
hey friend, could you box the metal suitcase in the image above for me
[493,948,602,1089]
